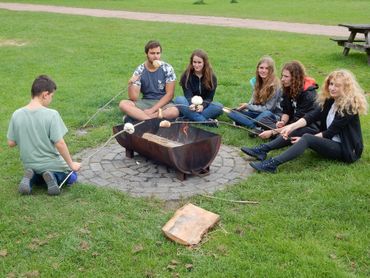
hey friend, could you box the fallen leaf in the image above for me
[92,252,99,257]
[185,263,193,270]
[166,264,176,271]
[79,241,90,251]
[350,261,356,269]
[145,270,155,278]
[216,244,228,255]
[234,226,244,236]
[0,249,7,257]
[329,254,337,259]
[52,263,59,269]
[46,233,57,239]
[170,260,179,265]
[78,228,91,235]
[27,243,39,251]
[132,244,143,254]
[6,272,16,278]
[24,270,40,277]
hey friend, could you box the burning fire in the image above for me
[182,123,189,137]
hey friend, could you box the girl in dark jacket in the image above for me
[249,69,368,173]
[174,49,223,124]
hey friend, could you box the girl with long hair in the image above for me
[174,49,223,125]
[226,56,282,133]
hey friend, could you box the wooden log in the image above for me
[162,203,220,245]
[142,133,184,148]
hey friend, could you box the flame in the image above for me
[182,123,189,137]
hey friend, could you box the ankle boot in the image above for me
[250,158,279,173]
[241,144,269,161]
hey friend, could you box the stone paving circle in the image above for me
[75,141,254,200]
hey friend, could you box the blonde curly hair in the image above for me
[318,69,368,116]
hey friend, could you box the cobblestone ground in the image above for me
[75,142,253,200]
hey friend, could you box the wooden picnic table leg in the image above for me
[365,32,370,66]
[343,31,356,56]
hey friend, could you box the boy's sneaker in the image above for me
[250,158,279,173]
[241,145,268,161]
[42,171,60,196]
[19,169,34,195]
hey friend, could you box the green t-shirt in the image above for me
[7,107,69,174]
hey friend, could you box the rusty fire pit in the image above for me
[113,119,221,180]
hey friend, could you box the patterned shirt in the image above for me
[132,62,176,100]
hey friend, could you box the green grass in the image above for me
[0,9,369,277]
[1,0,370,25]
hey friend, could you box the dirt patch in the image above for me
[0,39,28,47]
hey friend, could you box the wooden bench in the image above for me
[331,24,370,65]
[330,37,365,44]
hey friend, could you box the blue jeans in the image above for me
[174,96,223,122]
[227,109,277,128]
[30,171,78,187]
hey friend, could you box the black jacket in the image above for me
[281,77,319,123]
[304,98,363,163]
[180,73,217,108]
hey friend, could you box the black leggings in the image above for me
[275,133,343,164]
[265,126,319,151]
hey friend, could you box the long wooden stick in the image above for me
[200,194,259,204]
[82,88,125,128]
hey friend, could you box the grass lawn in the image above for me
[1,0,370,25]
[0,8,369,277]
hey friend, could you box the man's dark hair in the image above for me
[144,40,162,54]
[31,75,57,97]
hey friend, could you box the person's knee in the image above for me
[119,100,134,112]
[301,133,315,142]
[163,107,179,119]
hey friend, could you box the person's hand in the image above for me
[189,104,196,111]
[276,120,286,128]
[144,108,156,117]
[279,124,294,139]
[195,104,204,113]
[70,162,81,172]
[237,103,248,111]
[290,136,301,144]
[259,130,273,139]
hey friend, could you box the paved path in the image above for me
[0,2,348,37]
[75,141,253,200]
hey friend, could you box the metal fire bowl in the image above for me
[113,118,221,180]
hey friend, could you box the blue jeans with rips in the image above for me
[174,96,223,122]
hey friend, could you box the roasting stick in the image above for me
[200,194,259,204]
[58,121,145,189]
[82,87,127,128]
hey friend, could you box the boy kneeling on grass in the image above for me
[7,75,81,196]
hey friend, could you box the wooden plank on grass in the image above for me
[162,203,220,245]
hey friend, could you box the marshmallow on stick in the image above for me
[153,60,163,69]
[159,120,171,128]
[191,96,203,106]
[123,123,135,134]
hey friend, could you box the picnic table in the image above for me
[330,24,370,65]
